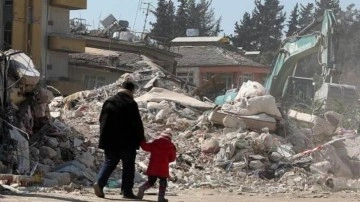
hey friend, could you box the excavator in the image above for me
[210,10,358,131]
[265,9,340,103]
[217,9,357,108]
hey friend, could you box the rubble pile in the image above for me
[204,80,360,192]
[1,52,360,194]
[0,50,55,176]
[38,74,360,194]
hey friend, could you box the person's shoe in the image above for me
[158,197,168,202]
[123,191,138,199]
[93,182,105,198]
[137,185,146,199]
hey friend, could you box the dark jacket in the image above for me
[98,90,145,151]
[140,135,176,178]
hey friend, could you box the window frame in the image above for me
[84,75,106,89]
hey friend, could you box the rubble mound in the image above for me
[1,67,360,194]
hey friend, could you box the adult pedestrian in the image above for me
[94,80,145,199]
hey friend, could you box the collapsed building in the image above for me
[0,50,54,177]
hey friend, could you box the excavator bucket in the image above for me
[314,83,359,110]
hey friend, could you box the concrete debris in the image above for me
[209,81,282,133]
[201,139,220,154]
[0,184,27,194]
[155,108,172,122]
[250,161,265,170]
[325,177,360,191]
[234,80,266,102]
[59,141,71,149]
[46,137,59,148]
[43,178,59,187]
[73,138,83,148]
[222,95,282,118]
[55,160,87,178]
[1,55,360,195]
[241,113,277,132]
[223,115,244,129]
[136,87,215,111]
[288,109,337,137]
[44,172,71,186]
[9,128,30,174]
[324,111,344,128]
[8,50,40,92]
[75,151,95,167]
[257,130,277,152]
[39,146,58,159]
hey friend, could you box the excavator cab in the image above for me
[283,76,315,104]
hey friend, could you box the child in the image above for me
[137,128,176,202]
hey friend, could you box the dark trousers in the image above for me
[96,149,136,193]
[146,176,167,187]
[141,176,168,198]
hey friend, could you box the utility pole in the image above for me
[142,2,151,34]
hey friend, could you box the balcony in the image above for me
[50,0,87,10]
[48,34,85,53]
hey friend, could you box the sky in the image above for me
[70,0,359,35]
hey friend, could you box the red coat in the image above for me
[140,136,176,178]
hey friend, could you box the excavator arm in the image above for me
[264,9,338,100]
[319,10,338,83]
[264,33,321,98]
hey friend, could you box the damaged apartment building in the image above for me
[0,0,181,96]
[0,0,87,92]
[0,0,87,176]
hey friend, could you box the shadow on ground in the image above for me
[1,192,88,202]
[1,192,158,202]
[101,196,157,202]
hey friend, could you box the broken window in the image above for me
[221,73,233,90]
[176,71,194,83]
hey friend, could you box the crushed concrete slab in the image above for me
[135,87,214,111]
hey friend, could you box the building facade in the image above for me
[2,0,86,90]
[0,0,13,50]
[172,44,269,90]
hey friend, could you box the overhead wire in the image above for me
[133,0,142,31]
